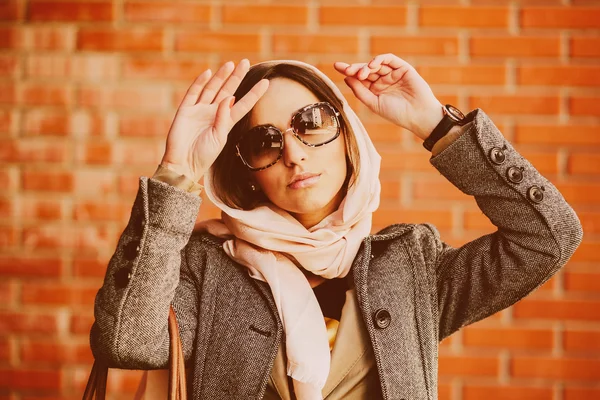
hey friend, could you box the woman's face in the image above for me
[249,77,348,228]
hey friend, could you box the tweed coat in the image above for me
[90,109,583,400]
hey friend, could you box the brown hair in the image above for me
[212,62,361,210]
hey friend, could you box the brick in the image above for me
[0,81,16,104]
[570,96,600,116]
[125,1,211,23]
[320,6,406,26]
[0,225,19,247]
[119,114,172,137]
[0,198,12,218]
[22,170,73,192]
[571,37,600,58]
[420,6,509,28]
[564,330,600,353]
[24,109,69,136]
[373,208,453,230]
[564,272,600,293]
[514,299,600,321]
[73,200,130,222]
[0,54,18,77]
[379,150,431,171]
[470,36,560,58]
[0,0,20,20]
[511,357,600,381]
[273,34,358,55]
[20,198,64,220]
[470,95,559,115]
[74,169,116,195]
[568,153,600,175]
[20,340,93,364]
[26,54,119,81]
[176,32,260,53]
[77,85,170,110]
[521,7,600,29]
[75,141,112,165]
[28,1,113,22]
[0,139,68,163]
[0,336,9,361]
[555,183,600,206]
[514,125,600,147]
[77,28,163,52]
[362,123,404,143]
[73,256,110,278]
[0,109,15,134]
[24,25,74,50]
[20,83,72,106]
[0,166,18,192]
[0,26,21,49]
[438,355,499,377]
[70,314,94,335]
[463,385,553,400]
[578,212,600,234]
[22,284,97,307]
[518,66,600,87]
[570,241,600,262]
[463,326,553,349]
[117,141,163,166]
[0,311,57,334]
[22,225,113,251]
[371,36,458,56]
[223,5,307,25]
[122,57,210,81]
[417,65,506,85]
[380,180,401,200]
[517,151,558,174]
[0,369,62,390]
[565,388,600,400]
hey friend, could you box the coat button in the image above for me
[123,240,140,261]
[506,166,524,183]
[489,147,506,165]
[527,186,544,203]
[114,267,132,288]
[373,309,391,329]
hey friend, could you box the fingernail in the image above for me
[229,97,235,108]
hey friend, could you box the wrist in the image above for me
[412,102,444,140]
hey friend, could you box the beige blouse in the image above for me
[263,287,382,399]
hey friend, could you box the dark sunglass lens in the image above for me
[293,104,339,144]
[239,127,282,169]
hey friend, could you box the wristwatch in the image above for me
[423,104,467,152]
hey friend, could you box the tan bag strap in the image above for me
[83,305,187,400]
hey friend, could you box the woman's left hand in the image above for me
[334,53,443,140]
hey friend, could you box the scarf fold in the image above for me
[195,60,381,400]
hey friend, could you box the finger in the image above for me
[213,96,236,142]
[358,64,374,80]
[344,77,378,111]
[198,61,236,104]
[344,63,368,76]
[180,69,213,107]
[368,53,407,70]
[365,65,393,82]
[230,79,270,124]
[333,61,350,74]
[213,59,250,104]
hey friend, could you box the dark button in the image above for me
[506,166,524,183]
[528,186,544,203]
[489,147,506,165]
[114,267,132,288]
[123,240,140,261]
[373,309,391,329]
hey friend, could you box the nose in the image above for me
[282,128,307,167]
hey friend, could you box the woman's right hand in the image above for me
[160,59,269,182]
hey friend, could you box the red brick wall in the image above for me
[1,1,599,399]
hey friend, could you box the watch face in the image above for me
[445,104,466,124]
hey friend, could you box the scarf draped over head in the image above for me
[195,60,381,400]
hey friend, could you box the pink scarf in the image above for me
[196,60,381,399]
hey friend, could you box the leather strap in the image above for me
[82,305,187,400]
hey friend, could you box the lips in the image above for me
[288,172,321,189]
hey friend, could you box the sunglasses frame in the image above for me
[235,101,342,171]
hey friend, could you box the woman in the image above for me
[90,54,582,400]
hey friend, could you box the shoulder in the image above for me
[372,223,444,260]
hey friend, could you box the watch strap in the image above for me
[423,114,457,152]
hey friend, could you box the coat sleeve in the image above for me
[426,109,583,341]
[90,177,202,368]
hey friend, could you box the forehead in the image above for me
[250,78,320,127]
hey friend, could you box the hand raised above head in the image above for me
[333,53,443,140]
[161,59,270,182]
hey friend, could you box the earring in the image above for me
[250,183,258,192]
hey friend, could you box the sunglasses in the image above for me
[236,102,341,171]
